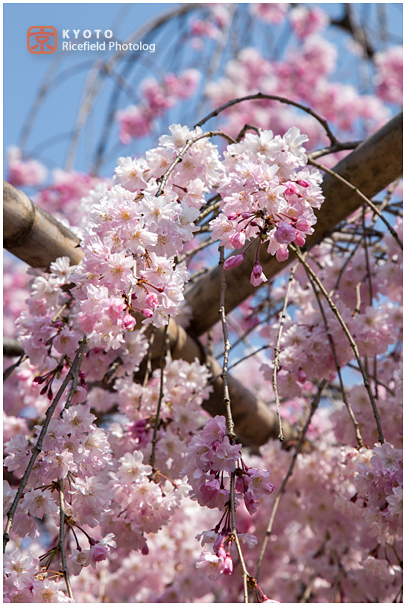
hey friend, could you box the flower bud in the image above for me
[141,308,154,318]
[230,230,246,249]
[224,254,245,270]
[294,233,306,247]
[122,314,136,331]
[276,247,289,262]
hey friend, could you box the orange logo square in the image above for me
[27,26,57,54]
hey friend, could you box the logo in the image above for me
[27,26,57,54]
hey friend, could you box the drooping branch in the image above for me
[185,112,403,336]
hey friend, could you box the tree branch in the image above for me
[3,181,83,268]
[185,112,403,336]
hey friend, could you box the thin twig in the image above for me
[177,237,215,264]
[196,195,221,224]
[308,158,403,251]
[3,353,27,382]
[273,262,299,440]
[236,123,261,142]
[304,265,364,448]
[307,141,361,160]
[3,336,88,553]
[227,344,271,372]
[194,92,339,146]
[256,380,327,580]
[218,246,235,440]
[64,340,89,410]
[219,245,249,601]
[58,479,73,599]
[290,245,384,444]
[229,472,249,603]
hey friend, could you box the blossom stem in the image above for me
[194,92,339,146]
[64,338,88,411]
[230,472,249,603]
[273,261,300,441]
[58,479,73,599]
[3,335,88,553]
[218,246,235,440]
[219,245,251,602]
[306,266,364,448]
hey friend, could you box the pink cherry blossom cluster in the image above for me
[117,69,201,144]
[374,45,403,105]
[187,4,233,48]
[289,6,329,40]
[183,415,275,513]
[4,403,112,532]
[205,39,391,144]
[34,169,111,230]
[182,416,274,580]
[258,213,402,403]
[69,123,226,347]
[4,548,72,603]
[111,357,212,476]
[355,442,403,542]
[210,126,324,284]
[249,3,288,25]
[6,146,47,188]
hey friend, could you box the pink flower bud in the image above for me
[90,544,109,562]
[294,233,306,247]
[276,247,289,262]
[141,543,149,556]
[295,218,311,232]
[250,264,267,287]
[141,308,154,318]
[284,182,298,196]
[230,230,246,249]
[227,213,239,221]
[122,314,136,331]
[297,179,310,187]
[252,263,263,279]
[224,254,245,270]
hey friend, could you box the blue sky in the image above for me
[3,3,403,179]
[3,3,179,173]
